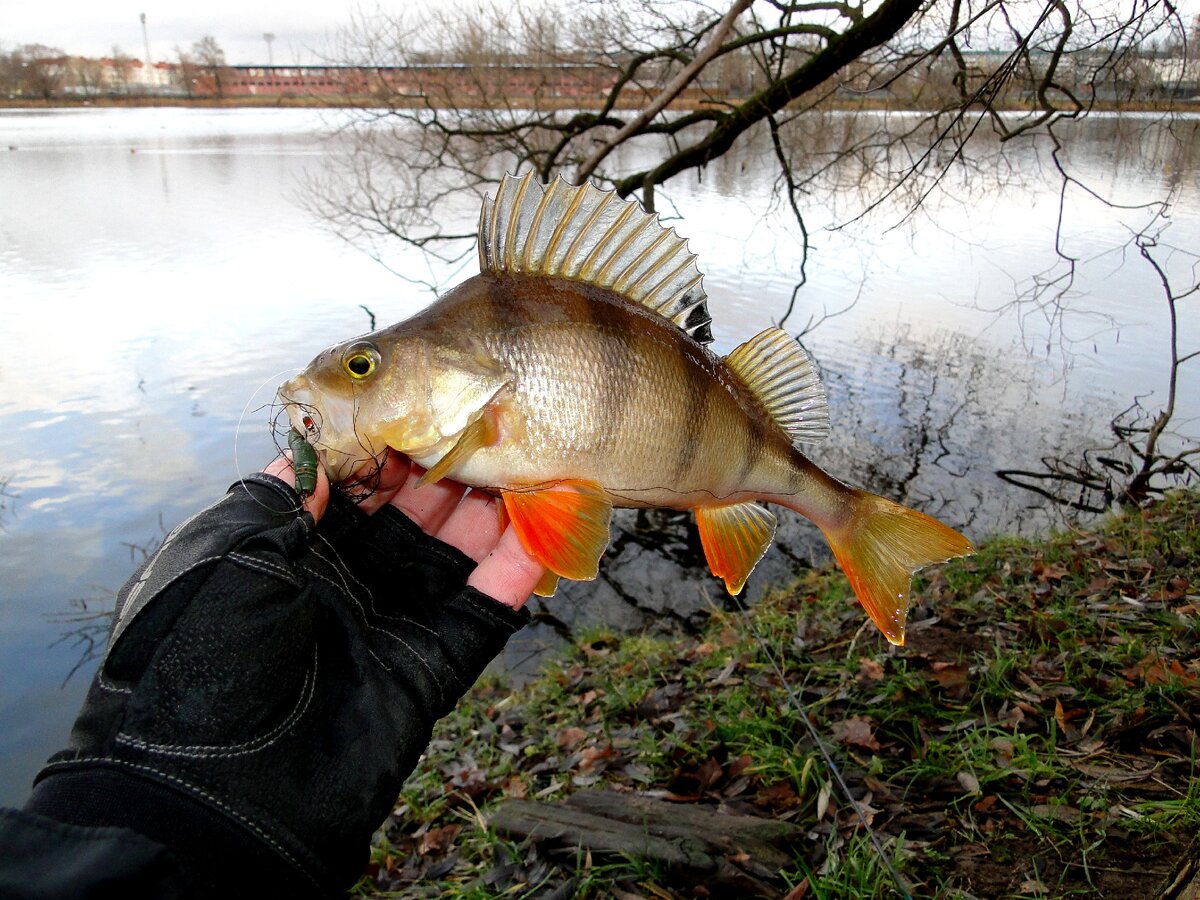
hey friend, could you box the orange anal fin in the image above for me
[694,501,778,596]
[501,481,612,581]
[416,410,500,488]
[825,490,974,647]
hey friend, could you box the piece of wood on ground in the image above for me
[491,789,805,896]
[1157,837,1200,900]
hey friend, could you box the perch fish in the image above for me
[279,172,973,644]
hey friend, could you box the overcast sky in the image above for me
[2,1,345,65]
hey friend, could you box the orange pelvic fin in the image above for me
[695,501,778,595]
[501,480,612,582]
[824,490,974,646]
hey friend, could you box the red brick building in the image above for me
[216,63,620,100]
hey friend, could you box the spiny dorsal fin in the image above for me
[478,171,713,345]
[725,327,830,445]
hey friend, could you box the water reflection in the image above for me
[0,107,1196,807]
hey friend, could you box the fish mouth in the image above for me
[278,374,319,436]
[277,374,379,484]
[277,375,336,477]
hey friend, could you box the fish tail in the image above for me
[788,489,974,646]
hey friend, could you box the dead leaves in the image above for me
[664,747,755,803]
[557,725,589,749]
[831,716,881,752]
[1121,652,1200,689]
[365,492,1200,899]
[856,656,885,682]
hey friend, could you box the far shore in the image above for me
[2,94,1198,114]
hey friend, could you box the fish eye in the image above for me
[342,343,380,380]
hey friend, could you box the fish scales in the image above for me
[435,274,791,508]
[279,172,974,644]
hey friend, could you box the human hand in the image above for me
[28,458,536,897]
[263,450,545,609]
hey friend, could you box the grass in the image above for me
[359,490,1199,898]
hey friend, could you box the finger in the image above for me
[433,489,503,563]
[262,455,330,522]
[467,525,546,610]
[388,464,469,535]
[347,451,411,516]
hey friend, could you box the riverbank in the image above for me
[362,491,1199,898]
[2,95,1197,114]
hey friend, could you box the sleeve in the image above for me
[0,807,193,900]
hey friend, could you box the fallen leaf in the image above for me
[857,656,886,682]
[930,661,970,691]
[637,683,685,718]
[957,771,981,794]
[444,764,491,799]
[502,776,528,800]
[576,743,616,774]
[1122,653,1200,688]
[424,855,458,879]
[727,754,753,779]
[1034,561,1069,583]
[417,823,461,856]
[1161,575,1189,601]
[577,689,603,707]
[832,716,881,751]
[816,779,833,820]
[758,780,800,811]
[557,726,589,749]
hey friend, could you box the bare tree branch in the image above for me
[576,0,755,187]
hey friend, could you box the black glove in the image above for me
[25,473,529,897]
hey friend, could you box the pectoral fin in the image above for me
[415,411,499,488]
[695,501,778,595]
[501,481,612,581]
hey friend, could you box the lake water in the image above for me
[0,106,1196,806]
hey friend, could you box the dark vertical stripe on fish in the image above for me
[588,298,632,447]
[673,354,712,486]
[470,276,507,339]
[738,408,766,486]
[786,448,807,493]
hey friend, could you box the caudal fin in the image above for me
[820,490,974,646]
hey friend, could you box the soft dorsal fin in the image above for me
[478,171,713,345]
[725,327,830,445]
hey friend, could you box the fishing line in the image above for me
[731,592,912,900]
[340,391,388,503]
[233,368,306,513]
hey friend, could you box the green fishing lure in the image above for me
[287,427,319,497]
